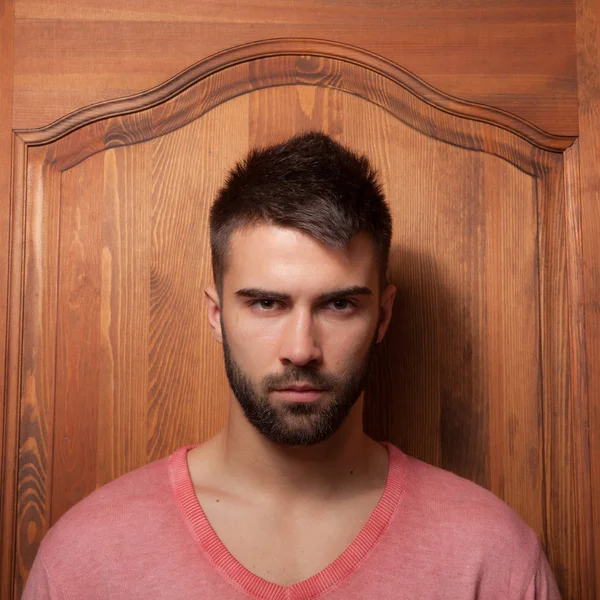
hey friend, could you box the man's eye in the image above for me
[250,299,279,311]
[328,299,356,312]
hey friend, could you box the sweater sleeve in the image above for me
[521,547,562,600]
[22,549,63,600]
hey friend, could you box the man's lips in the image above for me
[273,386,328,402]
[277,385,324,392]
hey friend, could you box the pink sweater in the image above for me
[23,443,561,599]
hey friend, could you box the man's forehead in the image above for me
[227,224,375,264]
[224,226,378,302]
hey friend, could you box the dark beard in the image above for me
[221,323,379,446]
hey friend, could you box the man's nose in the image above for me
[278,309,323,366]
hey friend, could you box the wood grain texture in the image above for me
[1,133,23,600]
[15,39,575,154]
[0,2,15,590]
[11,0,577,136]
[3,48,586,599]
[574,0,600,594]
[483,158,541,529]
[50,153,104,523]
[96,144,150,485]
[537,165,580,594]
[563,142,596,599]
[15,146,62,599]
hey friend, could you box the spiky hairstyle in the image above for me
[209,131,392,298]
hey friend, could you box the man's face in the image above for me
[213,224,391,446]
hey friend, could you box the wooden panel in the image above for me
[50,153,104,522]
[482,158,540,527]
[573,0,600,595]
[12,0,576,136]
[97,144,150,486]
[6,47,583,598]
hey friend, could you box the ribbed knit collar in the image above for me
[169,442,407,600]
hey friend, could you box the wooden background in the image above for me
[7,0,578,134]
[1,1,599,599]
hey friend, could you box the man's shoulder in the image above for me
[367,446,559,598]
[62,452,172,514]
[394,448,541,558]
[38,451,180,564]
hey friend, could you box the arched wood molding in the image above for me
[14,38,575,161]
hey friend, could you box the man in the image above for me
[23,132,561,599]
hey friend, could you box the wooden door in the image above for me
[1,39,592,599]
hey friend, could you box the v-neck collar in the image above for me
[169,442,407,600]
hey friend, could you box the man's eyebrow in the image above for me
[235,286,373,303]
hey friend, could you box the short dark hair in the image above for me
[209,131,392,299]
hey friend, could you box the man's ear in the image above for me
[205,284,223,344]
[376,284,396,344]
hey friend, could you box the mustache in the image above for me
[264,368,337,391]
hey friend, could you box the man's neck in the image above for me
[192,397,388,504]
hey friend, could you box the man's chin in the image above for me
[279,400,325,416]
[261,426,337,447]
[260,410,342,446]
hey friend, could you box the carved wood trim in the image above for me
[564,141,596,598]
[14,38,574,155]
[2,134,27,600]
